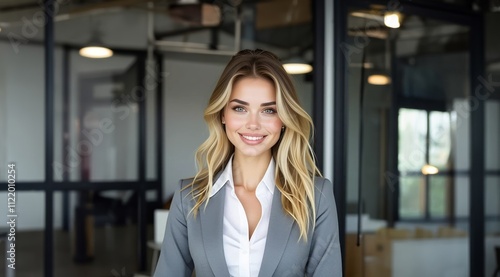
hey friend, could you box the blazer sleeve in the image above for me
[306,178,343,277]
[153,180,194,277]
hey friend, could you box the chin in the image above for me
[235,148,270,158]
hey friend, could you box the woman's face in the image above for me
[222,77,283,159]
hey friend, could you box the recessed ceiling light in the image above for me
[384,12,401,28]
[368,74,391,85]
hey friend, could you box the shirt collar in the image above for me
[210,157,234,198]
[209,156,276,198]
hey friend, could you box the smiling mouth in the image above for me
[241,135,264,141]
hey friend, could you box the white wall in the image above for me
[162,53,228,199]
[0,41,63,230]
[0,42,45,181]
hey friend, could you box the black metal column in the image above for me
[44,0,55,276]
[62,46,70,232]
[334,0,347,274]
[156,54,164,207]
[388,28,399,226]
[469,14,485,277]
[137,57,147,271]
[312,0,325,171]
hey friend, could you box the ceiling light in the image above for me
[421,164,439,175]
[79,46,113,59]
[283,54,313,74]
[79,29,113,59]
[368,74,391,85]
[384,12,400,28]
[283,63,313,75]
[80,17,113,59]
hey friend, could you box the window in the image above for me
[398,108,452,219]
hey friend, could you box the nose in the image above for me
[245,113,261,130]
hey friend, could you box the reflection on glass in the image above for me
[485,176,500,276]
[421,164,439,175]
[384,12,401,28]
[399,176,425,218]
[429,111,451,170]
[345,5,474,277]
[485,101,500,170]
[485,176,500,223]
[398,108,427,172]
[485,14,500,274]
[367,74,391,85]
[429,176,447,218]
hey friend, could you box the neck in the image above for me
[232,152,272,192]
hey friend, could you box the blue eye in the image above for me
[233,106,245,112]
[263,108,277,114]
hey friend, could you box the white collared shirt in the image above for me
[209,156,275,277]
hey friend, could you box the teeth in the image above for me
[242,135,263,141]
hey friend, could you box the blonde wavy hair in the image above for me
[186,49,321,240]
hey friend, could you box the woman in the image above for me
[154,49,341,277]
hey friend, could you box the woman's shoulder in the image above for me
[170,178,197,210]
[177,178,194,195]
[179,178,194,187]
[312,176,335,213]
[313,176,334,197]
[313,176,332,188]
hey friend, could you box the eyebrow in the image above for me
[229,99,276,107]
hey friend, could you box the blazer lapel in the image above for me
[200,181,230,277]
[258,189,294,277]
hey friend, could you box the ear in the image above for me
[221,113,225,124]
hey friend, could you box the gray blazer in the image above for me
[153,176,342,277]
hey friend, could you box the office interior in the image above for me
[0,0,499,276]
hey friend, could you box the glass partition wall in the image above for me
[484,11,500,277]
[0,2,163,276]
[0,8,48,276]
[341,2,487,277]
[51,8,163,275]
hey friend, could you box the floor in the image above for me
[0,224,155,277]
